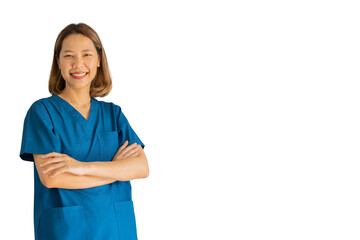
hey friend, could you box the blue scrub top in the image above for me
[19,94,145,240]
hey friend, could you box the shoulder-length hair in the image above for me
[49,23,112,97]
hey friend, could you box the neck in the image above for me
[58,87,91,106]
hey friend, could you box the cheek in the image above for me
[86,58,98,69]
[59,61,70,71]
[60,68,68,77]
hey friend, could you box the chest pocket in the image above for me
[97,131,119,162]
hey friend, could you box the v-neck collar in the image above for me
[52,94,97,124]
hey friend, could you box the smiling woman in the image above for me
[19,23,149,240]
[49,23,112,98]
[56,34,100,90]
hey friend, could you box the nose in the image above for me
[71,55,85,68]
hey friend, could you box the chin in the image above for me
[66,81,91,89]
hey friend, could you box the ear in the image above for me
[97,55,101,67]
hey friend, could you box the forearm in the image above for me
[87,156,149,181]
[47,173,117,189]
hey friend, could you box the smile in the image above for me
[70,72,88,79]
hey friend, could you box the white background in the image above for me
[1,0,359,239]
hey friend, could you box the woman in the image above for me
[19,23,149,240]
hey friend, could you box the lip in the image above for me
[70,72,88,74]
[70,72,88,79]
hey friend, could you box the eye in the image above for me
[84,54,91,57]
[64,55,72,58]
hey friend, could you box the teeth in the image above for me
[71,73,87,76]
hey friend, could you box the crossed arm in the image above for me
[33,141,149,189]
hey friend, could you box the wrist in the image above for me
[83,162,95,176]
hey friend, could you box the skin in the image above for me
[56,33,100,116]
[34,33,149,189]
[34,141,141,189]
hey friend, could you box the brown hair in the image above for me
[49,23,112,97]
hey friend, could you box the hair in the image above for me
[49,23,112,97]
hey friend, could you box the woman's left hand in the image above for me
[39,152,88,178]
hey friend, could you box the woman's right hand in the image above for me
[112,140,140,161]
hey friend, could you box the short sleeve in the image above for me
[19,101,61,162]
[113,104,145,149]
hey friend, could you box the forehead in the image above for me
[61,34,96,52]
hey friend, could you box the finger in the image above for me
[49,166,68,178]
[118,143,137,158]
[116,151,139,161]
[123,150,139,159]
[41,162,67,174]
[113,141,129,158]
[39,156,66,167]
[41,152,63,159]
[121,140,129,148]
[118,140,129,153]
[128,152,139,158]
[123,146,140,158]
[113,143,138,160]
[118,143,138,158]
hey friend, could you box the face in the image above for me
[57,34,101,91]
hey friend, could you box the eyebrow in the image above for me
[62,49,94,53]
